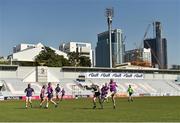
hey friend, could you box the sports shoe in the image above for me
[93,105,96,109]
[113,105,116,109]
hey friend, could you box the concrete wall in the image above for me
[47,67,63,82]
[63,72,82,79]
[23,71,36,82]
[0,66,179,82]
[17,67,35,79]
[0,71,17,78]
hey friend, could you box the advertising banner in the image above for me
[22,96,40,100]
[4,96,22,100]
[86,72,144,79]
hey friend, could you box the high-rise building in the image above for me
[144,21,168,69]
[96,29,124,67]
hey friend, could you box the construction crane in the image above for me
[132,22,165,68]
[131,23,152,67]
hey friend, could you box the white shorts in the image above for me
[26,97,32,102]
[56,93,60,97]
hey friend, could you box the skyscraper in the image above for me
[96,29,124,67]
[144,21,168,69]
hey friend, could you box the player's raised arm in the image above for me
[32,88,35,95]
[84,85,92,90]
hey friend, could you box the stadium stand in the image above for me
[1,65,180,100]
[0,79,41,97]
[0,78,180,98]
[174,76,180,86]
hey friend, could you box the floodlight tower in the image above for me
[106,8,114,68]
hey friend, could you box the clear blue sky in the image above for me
[0,0,179,66]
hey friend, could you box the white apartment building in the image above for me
[13,43,36,53]
[142,48,152,64]
[59,42,94,66]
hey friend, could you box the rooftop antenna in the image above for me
[105,7,114,68]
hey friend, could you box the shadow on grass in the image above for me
[14,106,44,110]
[73,107,104,110]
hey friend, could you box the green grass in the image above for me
[0,96,180,122]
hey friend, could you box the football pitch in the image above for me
[0,96,180,122]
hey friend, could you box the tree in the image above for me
[68,52,80,66]
[79,56,91,67]
[35,47,70,67]
[68,52,91,67]
[0,61,9,65]
[0,57,9,65]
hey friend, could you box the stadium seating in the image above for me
[0,78,180,98]
[0,78,41,96]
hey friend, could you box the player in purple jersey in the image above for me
[109,79,118,109]
[101,83,109,103]
[45,82,58,108]
[40,85,46,107]
[60,88,65,101]
[24,84,34,108]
